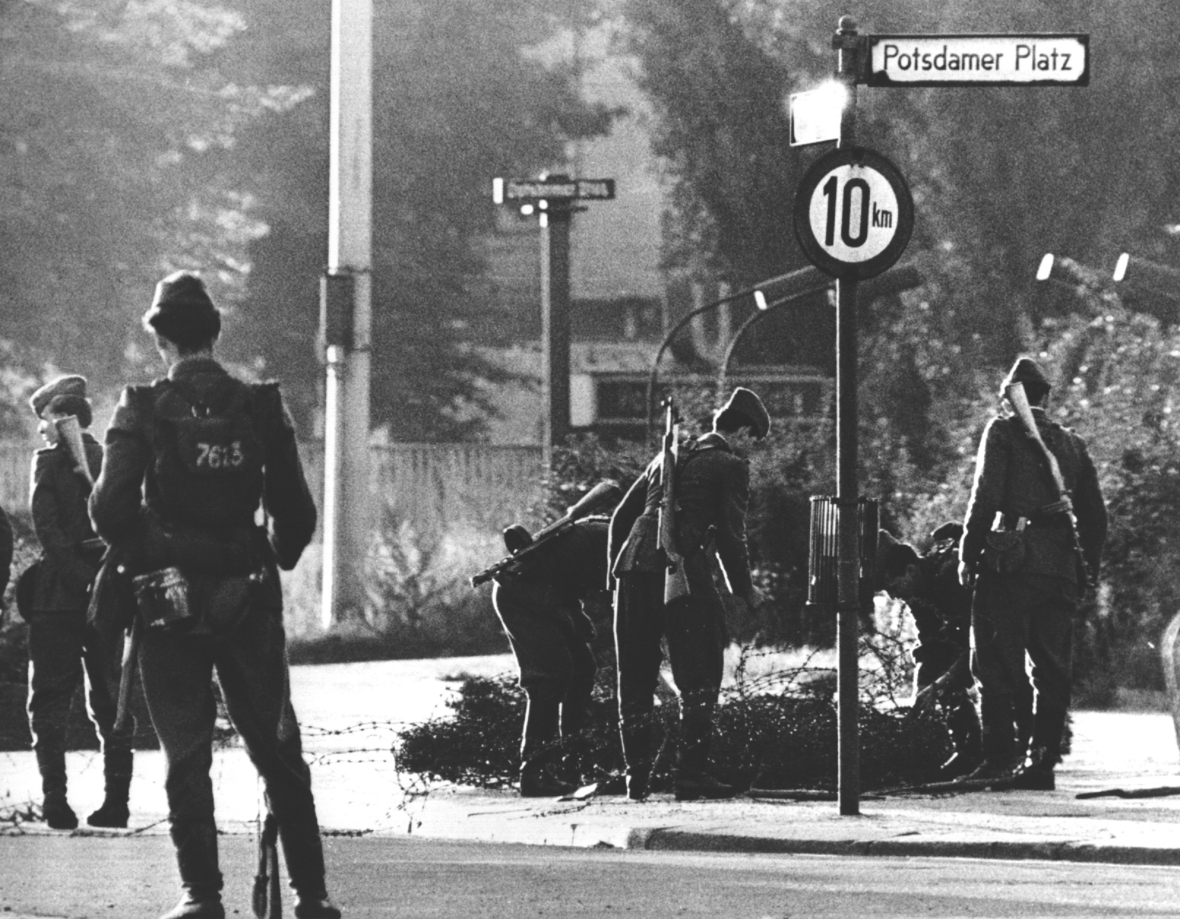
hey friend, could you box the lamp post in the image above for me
[717,264,923,391]
[646,265,831,440]
[1111,253,1180,323]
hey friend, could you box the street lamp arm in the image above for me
[716,285,832,391]
[645,265,832,440]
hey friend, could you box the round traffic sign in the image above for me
[793,146,914,280]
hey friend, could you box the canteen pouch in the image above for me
[982,529,1026,574]
[133,566,196,632]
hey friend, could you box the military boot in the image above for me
[519,758,577,797]
[42,791,78,830]
[1010,705,1067,791]
[961,695,1018,785]
[293,895,343,918]
[36,747,77,829]
[89,748,132,828]
[159,892,224,919]
[167,820,223,919]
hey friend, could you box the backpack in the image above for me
[149,378,265,530]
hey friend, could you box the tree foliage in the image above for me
[0,0,304,414]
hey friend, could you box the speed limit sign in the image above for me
[793,146,913,280]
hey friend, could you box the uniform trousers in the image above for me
[26,610,132,796]
[492,579,596,766]
[137,597,327,901]
[614,563,726,780]
[971,572,1078,756]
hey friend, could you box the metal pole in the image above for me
[323,0,373,629]
[540,200,573,470]
[834,12,861,817]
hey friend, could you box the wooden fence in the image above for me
[0,441,546,637]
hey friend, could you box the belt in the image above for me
[1023,513,1072,530]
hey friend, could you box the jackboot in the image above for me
[89,748,133,828]
[42,790,78,830]
[1010,704,1067,791]
[169,819,222,919]
[520,756,577,797]
[962,694,1018,784]
[159,891,225,919]
[36,747,77,829]
[293,895,343,918]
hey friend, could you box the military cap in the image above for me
[29,374,89,419]
[716,386,771,439]
[142,270,221,340]
[1000,356,1051,400]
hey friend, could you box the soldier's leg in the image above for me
[1013,576,1078,789]
[138,629,223,918]
[215,604,338,918]
[493,582,574,792]
[26,612,85,828]
[665,578,730,799]
[81,621,135,827]
[968,576,1030,776]
[614,572,664,798]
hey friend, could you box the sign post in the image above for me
[493,176,615,468]
[793,16,1086,815]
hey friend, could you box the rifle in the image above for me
[54,415,93,487]
[659,397,690,604]
[1004,381,1094,589]
[114,615,141,732]
[470,479,622,588]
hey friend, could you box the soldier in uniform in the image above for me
[491,515,607,797]
[609,387,768,801]
[24,375,132,830]
[878,523,1034,779]
[957,357,1107,790]
[89,272,339,919]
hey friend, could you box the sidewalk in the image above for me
[3,710,1180,866]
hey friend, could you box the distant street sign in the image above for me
[790,86,844,147]
[493,177,616,203]
[865,33,1089,87]
[794,146,913,281]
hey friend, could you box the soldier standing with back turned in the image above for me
[90,271,339,919]
[958,357,1106,790]
[609,387,768,802]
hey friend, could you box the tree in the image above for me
[230,0,618,440]
[0,0,306,431]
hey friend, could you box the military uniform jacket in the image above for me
[507,518,608,601]
[960,409,1107,582]
[90,358,317,579]
[608,432,754,599]
[30,434,103,610]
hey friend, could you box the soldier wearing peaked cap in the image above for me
[23,374,133,831]
[608,387,768,802]
[958,357,1107,791]
[89,271,340,919]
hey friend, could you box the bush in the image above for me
[394,614,952,792]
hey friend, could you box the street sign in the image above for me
[864,33,1089,87]
[789,85,845,147]
[493,177,616,203]
[793,146,913,281]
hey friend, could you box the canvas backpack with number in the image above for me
[150,378,265,530]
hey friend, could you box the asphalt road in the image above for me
[4,834,1180,919]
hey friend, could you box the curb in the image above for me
[629,829,1180,866]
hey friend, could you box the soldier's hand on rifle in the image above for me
[957,560,975,589]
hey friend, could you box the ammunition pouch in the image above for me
[132,565,265,637]
[133,566,196,633]
[982,529,1026,574]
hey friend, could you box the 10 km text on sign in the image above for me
[794,146,913,281]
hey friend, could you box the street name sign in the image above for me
[794,146,913,281]
[865,33,1089,87]
[493,177,616,203]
